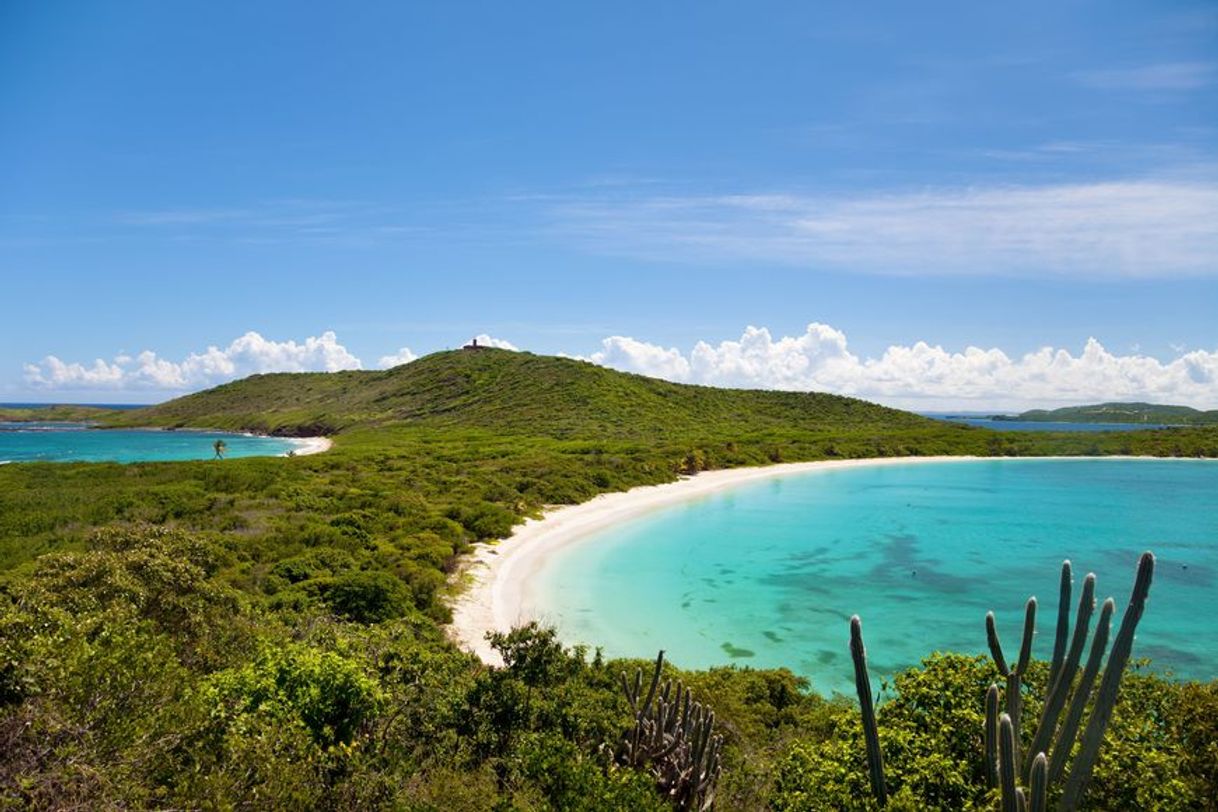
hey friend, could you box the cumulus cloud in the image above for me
[469,334,520,351]
[25,331,363,391]
[551,178,1218,278]
[588,324,1218,410]
[378,347,419,369]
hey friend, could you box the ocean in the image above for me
[0,422,302,463]
[529,458,1218,696]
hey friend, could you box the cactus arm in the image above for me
[1047,562,1072,689]
[985,683,1001,789]
[999,713,1020,812]
[1059,552,1155,810]
[640,650,664,717]
[1028,572,1096,775]
[986,611,1011,675]
[1028,752,1048,812]
[1048,598,1114,784]
[1016,597,1037,676]
[850,615,888,806]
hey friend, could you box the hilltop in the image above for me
[1001,401,1218,426]
[104,348,937,439]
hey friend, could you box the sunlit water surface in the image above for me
[530,459,1218,695]
[0,422,302,463]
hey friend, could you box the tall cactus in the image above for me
[986,596,1037,776]
[849,552,1154,810]
[1026,567,1096,771]
[984,684,1001,789]
[1028,753,1048,812]
[1058,551,1155,808]
[849,615,887,806]
[985,552,1154,811]
[618,650,724,812]
[998,713,1019,812]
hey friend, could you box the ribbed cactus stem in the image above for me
[1028,572,1096,777]
[999,713,1019,812]
[850,615,887,806]
[986,611,1011,676]
[984,683,1001,789]
[1047,561,1072,689]
[1016,597,1037,675]
[1059,552,1155,810]
[1029,752,1048,812]
[1006,671,1023,776]
[1048,597,1114,785]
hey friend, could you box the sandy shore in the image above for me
[447,455,1001,664]
[289,436,333,456]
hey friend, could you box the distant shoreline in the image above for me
[289,436,333,456]
[445,454,1214,664]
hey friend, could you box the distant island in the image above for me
[0,404,120,423]
[993,401,1218,426]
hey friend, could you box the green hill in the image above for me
[1002,401,1218,425]
[104,348,935,438]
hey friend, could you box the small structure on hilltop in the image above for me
[462,337,485,351]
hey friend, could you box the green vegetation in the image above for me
[0,404,120,422]
[1000,401,1218,426]
[2,349,1216,809]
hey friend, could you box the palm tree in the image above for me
[213,439,227,459]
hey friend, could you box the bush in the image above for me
[203,643,381,749]
[325,571,413,623]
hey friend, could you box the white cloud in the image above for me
[551,178,1218,278]
[378,347,419,369]
[22,325,1218,411]
[469,334,520,350]
[589,324,1218,410]
[25,331,363,391]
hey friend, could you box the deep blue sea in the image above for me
[0,422,302,463]
[530,459,1218,696]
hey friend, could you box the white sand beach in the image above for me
[290,436,333,456]
[447,455,995,665]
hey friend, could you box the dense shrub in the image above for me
[203,643,381,749]
[324,570,414,623]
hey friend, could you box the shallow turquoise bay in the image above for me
[530,459,1218,695]
[0,423,301,463]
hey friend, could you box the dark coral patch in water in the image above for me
[721,642,755,658]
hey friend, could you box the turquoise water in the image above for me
[0,422,302,463]
[531,459,1218,695]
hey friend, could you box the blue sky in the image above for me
[2,1,1216,408]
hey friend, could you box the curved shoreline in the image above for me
[288,436,333,456]
[447,455,992,664]
[446,454,1215,664]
